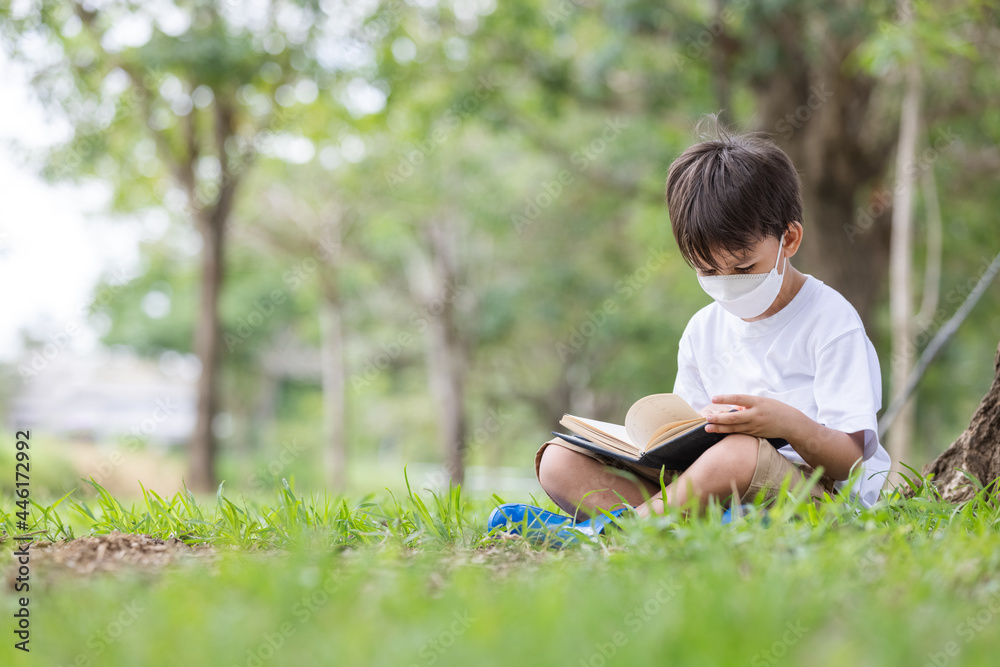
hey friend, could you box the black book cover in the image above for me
[551,427,788,471]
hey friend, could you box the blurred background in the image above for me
[1,0,998,502]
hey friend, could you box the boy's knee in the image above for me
[537,445,584,493]
[698,434,760,474]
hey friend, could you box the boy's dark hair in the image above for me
[665,115,803,271]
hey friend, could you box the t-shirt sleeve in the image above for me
[813,328,883,460]
[673,324,712,412]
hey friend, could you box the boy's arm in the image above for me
[703,394,864,481]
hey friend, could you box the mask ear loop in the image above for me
[774,231,787,274]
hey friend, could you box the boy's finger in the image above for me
[712,394,755,407]
[706,411,748,425]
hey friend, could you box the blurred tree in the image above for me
[232,176,357,492]
[886,0,923,478]
[0,0,337,490]
[488,1,982,324]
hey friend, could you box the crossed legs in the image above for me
[537,433,761,520]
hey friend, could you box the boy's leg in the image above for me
[536,439,662,521]
[636,433,760,517]
[636,434,834,516]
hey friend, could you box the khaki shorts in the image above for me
[535,435,836,505]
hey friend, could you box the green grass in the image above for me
[3,469,1000,666]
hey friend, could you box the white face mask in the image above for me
[697,232,787,319]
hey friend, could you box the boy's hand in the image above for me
[703,394,801,439]
[704,393,866,481]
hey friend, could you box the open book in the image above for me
[553,393,786,470]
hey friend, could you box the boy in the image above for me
[501,120,890,530]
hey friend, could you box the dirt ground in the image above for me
[5,532,215,589]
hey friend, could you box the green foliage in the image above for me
[4,473,1000,665]
[0,470,486,550]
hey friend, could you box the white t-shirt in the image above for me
[673,274,891,507]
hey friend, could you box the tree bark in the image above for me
[318,217,348,492]
[188,213,224,492]
[922,341,1000,502]
[914,162,943,329]
[187,96,239,493]
[749,14,894,327]
[708,0,735,125]
[887,44,923,478]
[319,298,347,492]
[417,220,469,485]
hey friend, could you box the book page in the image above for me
[560,415,639,455]
[648,417,705,444]
[562,416,632,444]
[648,421,704,450]
[624,394,702,451]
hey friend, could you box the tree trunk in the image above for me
[188,214,224,492]
[187,96,238,493]
[708,0,734,126]
[887,45,923,479]
[319,298,347,492]
[749,15,894,327]
[319,219,348,492]
[914,162,943,329]
[417,221,468,485]
[922,340,1000,502]
[253,373,279,451]
[796,184,892,325]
